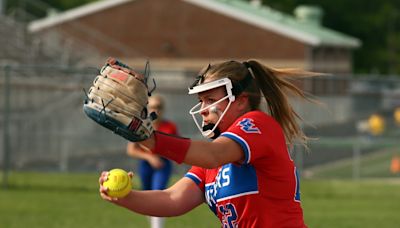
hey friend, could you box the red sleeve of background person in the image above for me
[157,120,178,135]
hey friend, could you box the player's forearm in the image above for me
[183,140,224,168]
[127,148,153,161]
[116,190,187,217]
[127,143,155,160]
[143,132,241,168]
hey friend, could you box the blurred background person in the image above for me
[126,94,178,228]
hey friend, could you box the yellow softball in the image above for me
[103,169,132,198]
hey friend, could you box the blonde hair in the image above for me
[149,94,165,111]
[196,60,319,147]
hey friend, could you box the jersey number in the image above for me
[218,203,238,228]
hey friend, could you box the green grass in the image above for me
[1,172,400,228]
[0,172,218,228]
[302,179,400,228]
[306,148,400,179]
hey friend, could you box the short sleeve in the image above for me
[221,111,281,164]
[159,120,179,135]
[184,166,205,192]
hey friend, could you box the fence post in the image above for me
[352,136,361,180]
[2,65,11,188]
[59,139,69,172]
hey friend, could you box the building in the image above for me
[28,0,361,74]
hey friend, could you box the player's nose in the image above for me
[200,104,209,116]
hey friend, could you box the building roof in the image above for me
[28,0,361,48]
[28,0,133,32]
[185,0,361,48]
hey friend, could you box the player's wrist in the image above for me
[152,131,191,164]
[137,133,156,150]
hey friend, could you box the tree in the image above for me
[5,0,97,20]
[257,0,400,75]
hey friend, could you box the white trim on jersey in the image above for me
[185,172,202,185]
[293,167,301,203]
[216,190,259,202]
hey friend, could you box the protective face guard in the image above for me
[188,78,235,138]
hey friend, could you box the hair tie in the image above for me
[242,61,251,69]
[232,62,254,96]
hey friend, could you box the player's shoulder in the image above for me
[235,110,282,134]
[239,110,277,125]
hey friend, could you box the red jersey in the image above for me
[185,111,307,228]
[157,120,178,135]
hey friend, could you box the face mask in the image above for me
[188,78,235,139]
[189,94,233,138]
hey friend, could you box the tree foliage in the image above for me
[5,0,97,19]
[258,0,400,74]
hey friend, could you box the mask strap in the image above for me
[189,64,211,89]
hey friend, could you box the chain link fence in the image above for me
[1,64,400,186]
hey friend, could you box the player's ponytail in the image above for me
[244,60,319,146]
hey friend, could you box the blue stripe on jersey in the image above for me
[221,132,251,164]
[294,167,301,202]
[205,163,258,212]
[185,172,202,185]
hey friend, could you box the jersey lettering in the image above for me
[219,203,238,228]
[205,183,217,214]
[204,164,258,215]
[237,118,261,134]
[221,167,230,187]
[206,167,231,210]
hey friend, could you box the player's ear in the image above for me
[236,93,249,111]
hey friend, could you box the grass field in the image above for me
[1,172,400,228]
[306,147,400,179]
